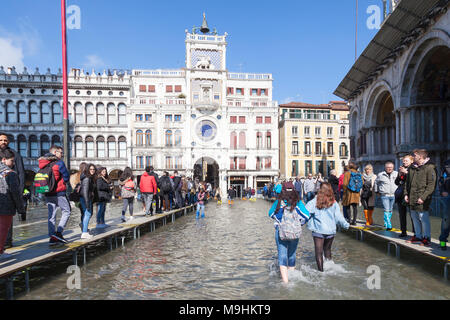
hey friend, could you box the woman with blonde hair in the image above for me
[361,164,376,225]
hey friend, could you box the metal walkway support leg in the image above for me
[172,213,175,223]
[356,229,364,241]
[24,269,30,293]
[5,276,14,300]
[133,227,137,240]
[121,236,125,247]
[444,263,450,281]
[115,235,118,248]
[108,237,113,251]
[73,250,78,266]
[83,247,87,265]
[137,228,141,238]
[387,242,400,258]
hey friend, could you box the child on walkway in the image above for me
[306,183,349,272]
[0,149,25,260]
[268,182,310,283]
[196,186,206,219]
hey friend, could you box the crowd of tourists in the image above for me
[268,148,449,283]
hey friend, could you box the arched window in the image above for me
[96,103,105,124]
[51,135,61,147]
[30,101,40,123]
[74,136,83,158]
[118,103,127,124]
[107,136,116,158]
[6,101,17,123]
[52,102,62,124]
[266,132,272,149]
[340,143,348,157]
[136,130,144,146]
[18,135,27,157]
[256,132,263,149]
[175,130,182,146]
[41,135,50,156]
[0,101,5,123]
[230,131,237,149]
[145,130,152,146]
[75,102,84,124]
[85,136,94,158]
[97,136,105,158]
[41,101,51,124]
[29,135,39,158]
[18,101,28,123]
[118,136,127,158]
[86,102,95,124]
[165,130,173,146]
[107,103,116,124]
[239,132,246,149]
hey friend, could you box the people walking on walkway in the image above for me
[38,146,71,244]
[395,155,415,238]
[159,171,173,212]
[139,166,157,216]
[294,176,303,201]
[268,181,310,283]
[0,149,25,260]
[181,175,188,206]
[306,182,349,272]
[375,161,398,231]
[438,159,450,250]
[196,186,206,219]
[147,166,161,214]
[303,174,316,203]
[95,167,112,228]
[119,167,136,222]
[172,170,182,209]
[328,169,340,202]
[342,162,362,225]
[0,133,25,249]
[79,164,96,239]
[361,164,376,226]
[404,149,437,246]
[339,166,349,219]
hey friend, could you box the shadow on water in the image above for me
[4,200,449,300]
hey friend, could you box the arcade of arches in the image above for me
[352,44,450,172]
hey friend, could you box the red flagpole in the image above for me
[61,0,70,169]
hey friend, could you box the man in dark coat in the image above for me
[0,133,25,249]
[172,170,182,209]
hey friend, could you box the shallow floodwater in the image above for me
[16,200,450,300]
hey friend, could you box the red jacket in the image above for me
[38,155,69,195]
[140,172,157,194]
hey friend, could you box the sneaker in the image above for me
[421,238,431,247]
[121,216,126,223]
[49,237,59,245]
[96,224,106,229]
[129,216,134,221]
[398,233,408,238]
[407,236,422,243]
[440,241,447,251]
[53,232,68,244]
[0,253,13,261]
[103,224,110,228]
[80,232,93,240]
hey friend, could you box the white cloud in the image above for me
[0,37,24,70]
[82,54,106,71]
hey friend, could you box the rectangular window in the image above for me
[166,85,173,93]
[327,127,333,137]
[145,156,153,167]
[214,94,220,100]
[327,142,334,155]
[236,88,243,95]
[145,114,152,122]
[292,141,299,155]
[86,142,94,158]
[315,142,322,155]
[261,89,266,96]
[227,87,234,95]
[148,85,155,92]
[75,141,83,158]
[304,126,310,136]
[165,114,172,122]
[139,85,146,92]
[193,94,199,101]
[174,115,182,122]
[165,156,173,169]
[256,116,263,124]
[292,126,298,136]
[230,116,237,123]
[239,116,246,124]
[239,157,246,170]
[315,127,321,137]
[175,85,182,92]
[230,157,237,170]
[108,142,116,158]
[136,156,144,169]
[264,116,271,124]
[119,141,127,158]
[175,156,182,169]
[265,157,272,169]
[251,89,258,96]
[305,161,312,175]
[292,160,299,176]
[305,141,311,155]
[30,141,39,158]
[135,114,143,122]
[97,142,105,158]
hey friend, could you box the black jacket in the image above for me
[328,175,339,195]
[159,175,173,194]
[97,177,112,203]
[80,173,95,202]
[149,171,159,188]
[172,175,182,192]
[1,147,25,194]
[0,163,25,216]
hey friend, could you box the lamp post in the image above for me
[61,0,70,170]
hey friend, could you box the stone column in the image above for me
[395,111,400,146]
[410,107,417,145]
[420,107,426,144]
[429,107,435,144]
[438,106,444,143]
[400,109,406,144]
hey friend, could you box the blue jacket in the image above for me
[268,199,311,224]
[306,198,349,235]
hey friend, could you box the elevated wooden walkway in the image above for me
[0,205,195,299]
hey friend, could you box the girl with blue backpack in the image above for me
[268,181,311,283]
[342,162,362,225]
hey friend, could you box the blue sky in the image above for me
[0,0,385,104]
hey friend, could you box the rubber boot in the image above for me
[383,212,389,229]
[368,209,374,225]
[364,210,369,226]
[387,211,393,229]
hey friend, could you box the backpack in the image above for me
[347,172,363,193]
[124,180,135,191]
[160,177,171,193]
[278,205,303,241]
[34,163,56,194]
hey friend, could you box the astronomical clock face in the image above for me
[195,120,217,142]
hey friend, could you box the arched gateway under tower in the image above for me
[193,157,219,189]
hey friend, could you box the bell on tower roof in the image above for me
[200,12,210,34]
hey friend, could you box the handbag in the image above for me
[69,183,81,202]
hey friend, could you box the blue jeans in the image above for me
[196,203,205,219]
[305,192,315,203]
[381,196,395,229]
[439,196,450,243]
[96,202,106,224]
[275,227,299,267]
[410,210,431,239]
[80,197,92,233]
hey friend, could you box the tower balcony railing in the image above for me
[227,73,272,80]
